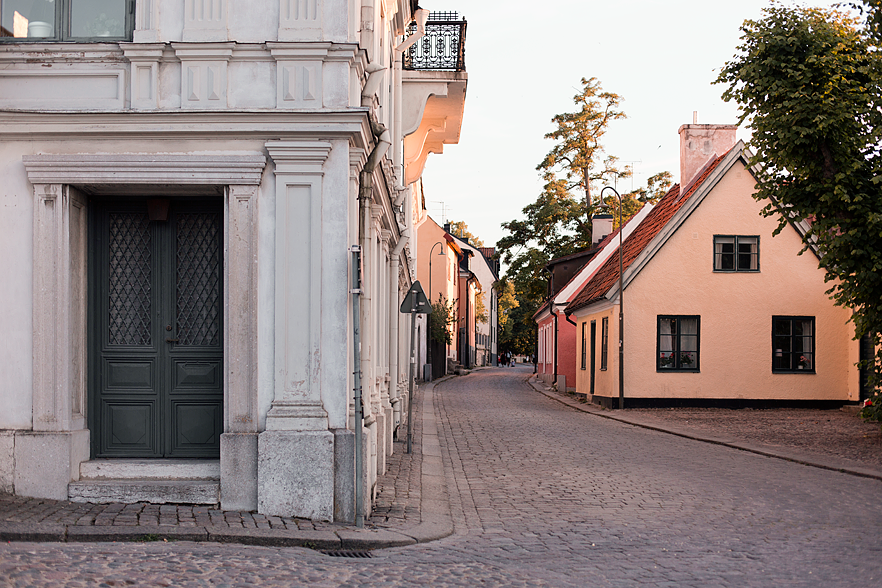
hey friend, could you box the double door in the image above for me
[90,198,223,458]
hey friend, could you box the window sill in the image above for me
[773,370,816,374]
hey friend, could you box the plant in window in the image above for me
[797,355,810,369]
[680,353,694,366]
[659,353,674,367]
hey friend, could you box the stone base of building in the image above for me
[220,433,258,512]
[257,430,334,520]
[14,430,89,500]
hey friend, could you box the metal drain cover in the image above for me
[320,549,373,558]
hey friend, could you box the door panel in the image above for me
[92,199,222,458]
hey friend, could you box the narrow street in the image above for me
[3,366,880,587]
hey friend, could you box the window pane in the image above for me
[680,318,697,336]
[679,351,697,368]
[774,319,791,336]
[1,0,56,38]
[737,237,758,270]
[774,336,792,353]
[659,352,675,368]
[70,0,126,37]
[715,237,735,270]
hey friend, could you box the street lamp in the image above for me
[427,240,445,380]
[600,186,625,410]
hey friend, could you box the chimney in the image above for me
[678,124,738,190]
[592,214,613,245]
[443,222,451,234]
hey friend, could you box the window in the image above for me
[1,0,133,42]
[580,322,586,370]
[714,235,759,271]
[600,317,608,371]
[657,316,700,371]
[773,316,815,373]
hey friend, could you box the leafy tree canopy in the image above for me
[717,3,882,395]
[447,221,484,247]
[497,78,671,355]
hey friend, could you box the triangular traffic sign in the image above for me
[400,280,431,314]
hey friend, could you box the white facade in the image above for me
[0,0,466,522]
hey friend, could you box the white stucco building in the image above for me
[0,0,466,523]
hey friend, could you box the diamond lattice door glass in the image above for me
[92,199,223,458]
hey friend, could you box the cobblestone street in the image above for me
[2,366,881,587]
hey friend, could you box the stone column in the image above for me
[17,184,90,500]
[259,140,335,520]
[220,185,261,511]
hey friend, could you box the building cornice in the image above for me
[0,109,373,145]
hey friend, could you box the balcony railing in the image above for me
[403,12,467,72]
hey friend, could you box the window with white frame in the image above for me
[657,316,700,371]
[1,0,133,41]
[773,316,815,373]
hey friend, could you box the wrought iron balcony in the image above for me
[403,12,467,72]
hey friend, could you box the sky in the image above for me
[419,0,797,251]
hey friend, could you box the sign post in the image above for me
[399,281,431,454]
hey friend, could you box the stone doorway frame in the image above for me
[19,154,266,504]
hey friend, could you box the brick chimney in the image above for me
[678,124,737,190]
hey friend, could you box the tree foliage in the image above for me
[717,4,882,401]
[447,221,484,247]
[497,78,671,356]
[429,296,457,345]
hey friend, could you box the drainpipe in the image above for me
[388,227,410,437]
[394,8,430,53]
[353,115,392,529]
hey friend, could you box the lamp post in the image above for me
[600,186,625,410]
[427,241,445,379]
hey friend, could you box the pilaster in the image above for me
[183,0,228,42]
[268,43,329,109]
[123,45,163,110]
[279,0,324,42]
[173,43,234,109]
[265,140,333,432]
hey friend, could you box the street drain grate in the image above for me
[321,549,373,558]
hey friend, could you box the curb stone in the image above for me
[526,375,882,482]
[0,377,456,551]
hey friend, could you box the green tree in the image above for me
[717,5,882,411]
[429,296,457,345]
[497,78,671,356]
[447,221,484,247]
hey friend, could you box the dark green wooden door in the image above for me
[91,199,223,458]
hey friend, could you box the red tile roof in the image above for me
[566,153,727,314]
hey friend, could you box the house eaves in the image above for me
[553,203,655,307]
[606,142,747,302]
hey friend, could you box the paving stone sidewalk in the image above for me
[528,374,882,481]
[0,379,451,550]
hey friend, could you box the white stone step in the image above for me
[79,459,220,481]
[68,479,219,505]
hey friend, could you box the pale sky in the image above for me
[419,0,792,251]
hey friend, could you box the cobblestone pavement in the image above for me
[3,366,881,586]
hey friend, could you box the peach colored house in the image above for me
[535,207,654,391]
[567,124,861,408]
[416,215,462,378]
